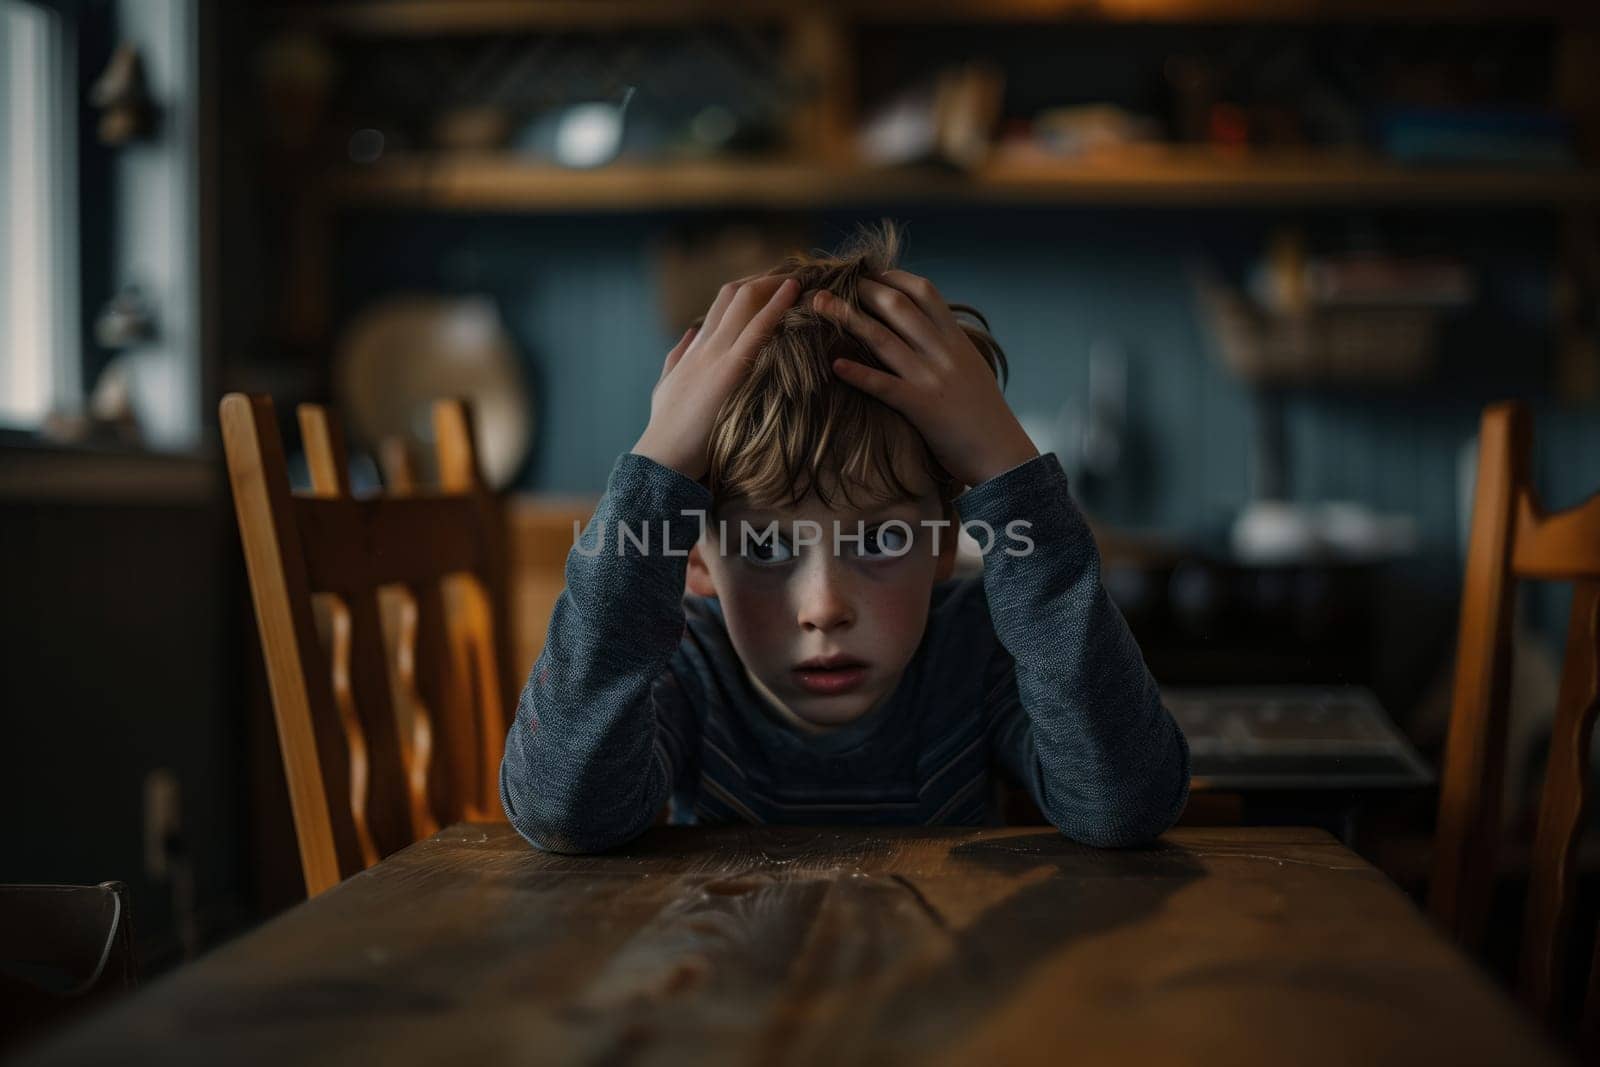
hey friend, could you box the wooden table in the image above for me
[22,824,1564,1066]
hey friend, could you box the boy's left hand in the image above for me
[811,270,1038,488]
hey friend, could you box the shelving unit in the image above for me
[269,0,1598,33]
[332,151,1600,212]
[256,0,1600,396]
[268,0,1600,212]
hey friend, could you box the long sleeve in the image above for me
[500,452,709,854]
[958,452,1190,846]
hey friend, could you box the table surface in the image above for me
[24,824,1563,1067]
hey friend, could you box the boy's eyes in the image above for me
[743,537,795,565]
[739,524,911,565]
[862,524,910,557]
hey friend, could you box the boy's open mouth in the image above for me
[792,654,869,696]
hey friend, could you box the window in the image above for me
[2,0,81,429]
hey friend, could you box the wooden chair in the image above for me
[221,393,511,897]
[1430,400,1600,1037]
[0,881,137,1052]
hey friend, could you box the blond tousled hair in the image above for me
[703,222,1008,515]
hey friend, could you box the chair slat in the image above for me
[434,399,481,493]
[413,581,473,827]
[222,393,511,898]
[1514,491,1600,579]
[1430,402,1526,948]
[433,398,518,799]
[310,594,379,869]
[294,496,488,592]
[345,588,427,857]
[379,437,419,495]
[376,585,441,838]
[298,405,353,498]
[444,575,507,817]
[1519,580,1600,1022]
[221,395,368,894]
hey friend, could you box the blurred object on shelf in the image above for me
[934,63,1004,171]
[334,295,533,489]
[654,220,807,333]
[859,62,1004,171]
[1231,499,1418,566]
[1251,252,1477,310]
[1377,107,1576,168]
[93,286,158,349]
[858,80,939,167]
[35,346,196,449]
[316,27,797,167]
[1207,102,1251,152]
[1229,500,1317,564]
[1026,105,1162,158]
[1164,43,1360,151]
[90,42,153,145]
[1247,229,1475,312]
[553,90,634,169]
[1197,269,1438,385]
[1195,229,1474,386]
[431,106,512,152]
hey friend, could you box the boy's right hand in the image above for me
[631,273,799,481]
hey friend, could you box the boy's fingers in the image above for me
[812,291,923,382]
[832,358,914,412]
[700,273,764,339]
[857,279,946,358]
[730,278,799,360]
[660,325,697,382]
[713,273,793,343]
[876,269,962,333]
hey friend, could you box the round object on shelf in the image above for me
[334,294,534,490]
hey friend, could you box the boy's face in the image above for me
[687,454,957,734]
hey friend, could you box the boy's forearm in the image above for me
[500,451,710,854]
[958,453,1191,845]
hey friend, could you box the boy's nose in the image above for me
[795,562,855,633]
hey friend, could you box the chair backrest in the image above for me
[221,393,510,896]
[1430,400,1600,1032]
[0,881,136,1052]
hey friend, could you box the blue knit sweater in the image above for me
[501,450,1190,853]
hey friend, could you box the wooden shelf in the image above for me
[328,151,1600,211]
[271,0,1597,34]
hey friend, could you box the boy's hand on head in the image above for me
[632,273,799,481]
[812,270,1038,488]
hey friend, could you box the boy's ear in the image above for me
[686,540,718,597]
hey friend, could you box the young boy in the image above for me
[501,225,1190,854]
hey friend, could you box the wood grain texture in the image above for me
[20,825,1565,1067]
